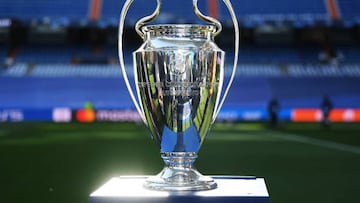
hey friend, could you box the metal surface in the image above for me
[118,0,240,191]
[133,24,222,190]
[134,24,223,153]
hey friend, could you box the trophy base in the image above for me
[143,152,217,191]
[90,176,269,203]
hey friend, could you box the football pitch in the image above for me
[0,122,360,203]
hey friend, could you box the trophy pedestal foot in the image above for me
[144,167,217,191]
[143,152,217,191]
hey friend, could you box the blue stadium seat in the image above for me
[236,46,321,64]
[287,63,360,77]
[15,45,92,63]
[236,64,282,77]
[1,0,359,25]
[337,0,360,20]
[102,0,207,25]
[1,63,28,76]
[14,45,131,64]
[217,0,329,27]
[31,64,122,77]
[226,0,327,19]
[341,64,360,77]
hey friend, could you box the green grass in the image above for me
[277,122,360,146]
[0,122,360,203]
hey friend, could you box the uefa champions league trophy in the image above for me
[118,0,239,191]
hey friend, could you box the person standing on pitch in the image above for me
[321,95,333,128]
[268,98,280,128]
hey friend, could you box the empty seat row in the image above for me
[9,45,356,64]
[1,0,359,24]
[3,63,360,78]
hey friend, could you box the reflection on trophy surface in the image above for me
[134,25,224,154]
[119,0,239,191]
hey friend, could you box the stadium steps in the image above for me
[1,63,28,77]
[236,64,283,76]
[30,64,123,77]
[287,64,360,77]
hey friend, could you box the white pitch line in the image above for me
[267,131,360,155]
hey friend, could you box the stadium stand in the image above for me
[0,0,88,22]
[1,63,27,77]
[31,64,122,77]
[223,0,327,21]
[237,46,321,64]
[0,0,360,122]
[102,0,202,24]
[337,0,360,20]
[14,45,89,64]
[10,45,130,65]
[287,64,360,77]
[236,64,282,76]
[337,46,360,62]
[6,45,326,66]
[1,75,360,111]
[0,0,339,25]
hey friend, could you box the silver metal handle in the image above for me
[119,0,239,124]
[193,0,222,36]
[209,0,240,122]
[118,0,148,124]
[135,0,223,38]
[135,0,162,39]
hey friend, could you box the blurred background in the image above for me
[0,0,360,203]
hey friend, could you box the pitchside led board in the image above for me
[0,107,360,122]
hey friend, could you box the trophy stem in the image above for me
[143,152,217,191]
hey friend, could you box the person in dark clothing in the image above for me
[321,95,333,127]
[268,98,280,128]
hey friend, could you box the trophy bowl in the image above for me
[135,24,223,190]
[118,0,239,191]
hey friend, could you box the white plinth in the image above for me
[90,176,269,203]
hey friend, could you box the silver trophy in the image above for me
[118,0,239,191]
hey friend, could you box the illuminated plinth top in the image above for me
[90,176,269,203]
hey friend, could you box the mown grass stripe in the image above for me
[268,130,360,155]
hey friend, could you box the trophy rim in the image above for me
[141,24,217,38]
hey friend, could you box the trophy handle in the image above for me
[193,0,239,123]
[119,0,161,124]
[135,0,162,39]
[193,0,222,36]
